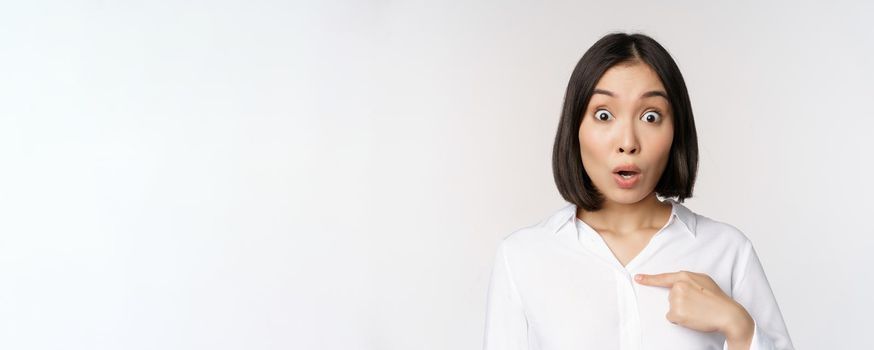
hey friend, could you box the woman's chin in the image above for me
[601,188,654,205]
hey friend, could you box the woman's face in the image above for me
[579,61,674,205]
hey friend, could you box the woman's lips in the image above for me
[613,171,640,189]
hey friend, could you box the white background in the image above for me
[1,1,872,349]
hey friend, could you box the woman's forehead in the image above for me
[594,62,666,97]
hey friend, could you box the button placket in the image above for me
[615,269,642,350]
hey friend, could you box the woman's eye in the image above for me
[594,109,614,121]
[641,111,661,123]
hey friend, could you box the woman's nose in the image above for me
[618,131,639,154]
[617,118,639,154]
[619,145,638,154]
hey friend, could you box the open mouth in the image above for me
[616,170,638,179]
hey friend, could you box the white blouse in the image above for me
[483,199,794,350]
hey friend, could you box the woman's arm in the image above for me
[722,239,795,350]
[483,241,530,350]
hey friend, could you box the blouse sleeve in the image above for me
[483,241,530,350]
[722,239,795,350]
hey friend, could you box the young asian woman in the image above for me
[483,33,794,350]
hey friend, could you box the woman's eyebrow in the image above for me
[641,90,669,100]
[593,88,669,101]
[592,88,615,97]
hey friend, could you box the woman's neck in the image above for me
[576,192,672,236]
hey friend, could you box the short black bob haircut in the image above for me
[552,32,698,211]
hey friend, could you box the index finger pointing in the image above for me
[634,272,684,287]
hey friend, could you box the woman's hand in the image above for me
[634,271,754,350]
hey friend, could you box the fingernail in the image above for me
[634,274,643,281]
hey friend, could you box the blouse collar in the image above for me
[546,198,698,238]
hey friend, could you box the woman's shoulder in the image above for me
[497,202,576,247]
[689,209,755,248]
